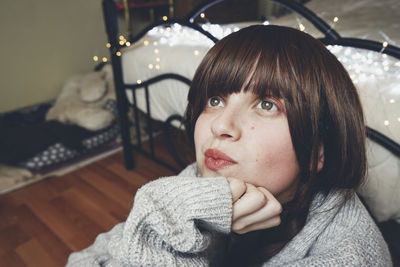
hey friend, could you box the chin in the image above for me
[201,169,218,178]
[198,166,220,178]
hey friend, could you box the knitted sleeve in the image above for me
[66,175,232,266]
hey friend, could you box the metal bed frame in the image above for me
[102,0,400,172]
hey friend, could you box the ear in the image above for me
[317,145,324,172]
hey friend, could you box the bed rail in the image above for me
[125,74,191,172]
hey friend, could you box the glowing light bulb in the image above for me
[148,64,154,69]
[194,50,199,56]
[93,56,99,62]
[299,23,305,31]
[137,80,142,84]
[389,99,395,103]
[155,64,160,69]
[102,57,108,62]
[144,40,149,46]
[154,48,159,54]
[384,120,390,126]
[153,41,158,46]
[119,40,125,45]
[119,35,125,40]
[162,16,168,21]
[106,43,111,48]
[116,51,122,56]
[156,57,160,62]
[383,41,388,48]
[200,13,205,19]
[126,41,131,46]
[333,17,339,23]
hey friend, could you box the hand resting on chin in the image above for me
[227,177,283,234]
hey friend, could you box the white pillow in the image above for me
[358,139,400,223]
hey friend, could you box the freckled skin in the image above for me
[195,91,300,203]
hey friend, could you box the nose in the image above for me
[211,108,241,141]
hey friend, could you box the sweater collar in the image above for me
[265,190,346,265]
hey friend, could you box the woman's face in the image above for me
[194,90,300,203]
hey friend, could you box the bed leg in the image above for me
[103,0,134,170]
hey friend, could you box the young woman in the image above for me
[67,25,392,266]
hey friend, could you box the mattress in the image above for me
[120,0,400,222]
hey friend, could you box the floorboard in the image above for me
[0,142,181,266]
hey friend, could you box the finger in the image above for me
[233,215,281,234]
[232,184,266,221]
[227,177,246,203]
[256,187,282,214]
[256,186,279,203]
[232,195,282,232]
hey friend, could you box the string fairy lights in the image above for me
[295,17,306,32]
[327,44,400,128]
[290,13,399,131]
[138,22,400,129]
[330,16,339,30]
[380,41,389,53]
[93,13,399,132]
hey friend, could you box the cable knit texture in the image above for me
[67,164,392,266]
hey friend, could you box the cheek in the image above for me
[250,127,299,194]
[194,114,208,161]
[194,114,206,148]
[194,114,214,177]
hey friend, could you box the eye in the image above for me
[207,96,224,107]
[257,100,278,111]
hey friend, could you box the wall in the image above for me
[0,0,284,113]
[0,0,109,113]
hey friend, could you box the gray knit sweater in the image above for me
[66,164,392,266]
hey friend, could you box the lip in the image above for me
[204,148,237,171]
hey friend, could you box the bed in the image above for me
[102,0,400,228]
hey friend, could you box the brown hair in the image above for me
[184,25,366,265]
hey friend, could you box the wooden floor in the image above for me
[0,150,178,266]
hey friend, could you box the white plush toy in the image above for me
[46,64,116,131]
